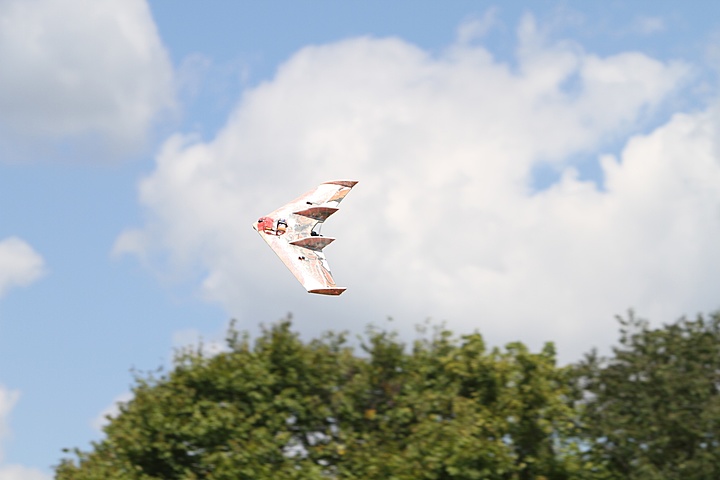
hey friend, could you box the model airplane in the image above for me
[253,180,357,295]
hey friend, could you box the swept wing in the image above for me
[252,180,357,295]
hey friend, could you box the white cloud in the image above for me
[92,327,229,434]
[0,386,50,480]
[91,392,133,432]
[172,328,228,358]
[0,238,45,298]
[633,16,665,35]
[0,465,50,480]
[0,245,47,475]
[117,15,720,362]
[0,0,174,158]
[0,386,20,461]
[456,8,499,44]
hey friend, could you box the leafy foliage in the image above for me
[59,312,720,480]
[576,311,720,480]
[56,319,593,479]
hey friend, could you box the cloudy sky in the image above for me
[2,0,720,477]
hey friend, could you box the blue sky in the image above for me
[2,1,720,478]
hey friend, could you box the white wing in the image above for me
[253,180,357,295]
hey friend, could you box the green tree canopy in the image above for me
[56,319,594,480]
[576,311,720,480]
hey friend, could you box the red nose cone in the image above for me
[257,217,274,233]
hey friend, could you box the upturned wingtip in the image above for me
[308,287,347,296]
[323,180,358,188]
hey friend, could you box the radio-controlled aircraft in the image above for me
[253,180,357,295]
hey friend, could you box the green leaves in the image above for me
[57,320,589,479]
[57,312,720,479]
[576,311,720,480]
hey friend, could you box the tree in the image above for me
[56,319,597,480]
[575,311,720,480]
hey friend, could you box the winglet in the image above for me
[308,287,347,296]
[324,180,358,188]
[290,237,336,251]
[293,206,339,221]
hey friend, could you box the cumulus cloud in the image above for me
[117,14,720,362]
[92,328,228,433]
[0,465,50,480]
[633,16,665,35]
[0,0,174,158]
[0,386,20,460]
[456,8,499,44]
[0,386,50,480]
[91,392,133,432]
[0,246,46,475]
[172,328,228,358]
[0,237,45,298]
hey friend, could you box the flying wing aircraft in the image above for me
[252,180,357,295]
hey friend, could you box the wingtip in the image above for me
[308,287,347,296]
[324,180,358,188]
